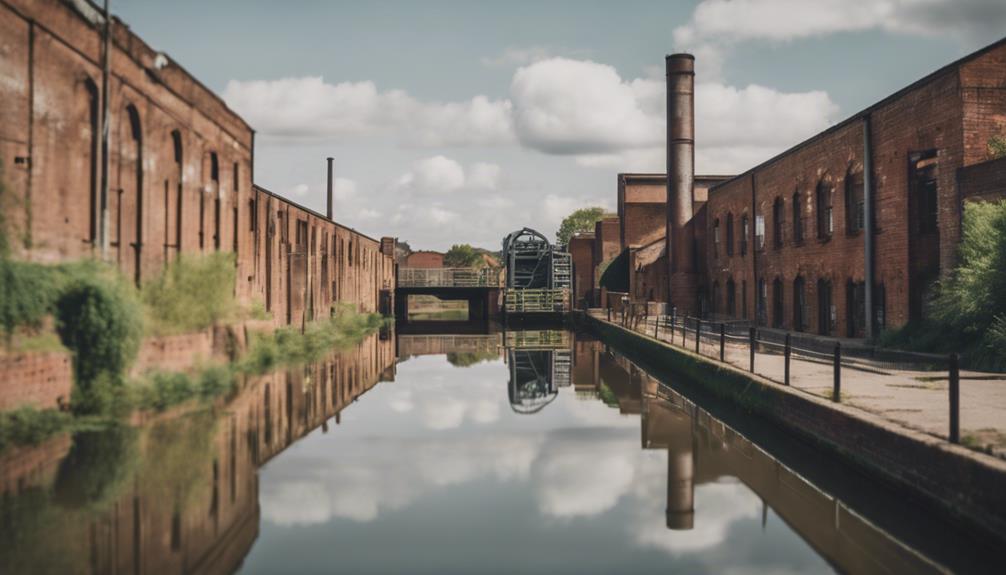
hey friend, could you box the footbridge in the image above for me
[394,267,504,321]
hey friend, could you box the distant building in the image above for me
[405,250,445,268]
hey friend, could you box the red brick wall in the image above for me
[0,352,73,410]
[569,234,594,308]
[405,251,444,268]
[618,175,666,249]
[958,156,1006,202]
[701,44,1002,334]
[0,0,396,332]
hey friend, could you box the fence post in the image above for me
[607,307,611,322]
[949,353,960,444]
[654,315,660,339]
[671,307,677,344]
[783,333,791,386]
[719,323,725,362]
[832,342,841,402]
[695,318,701,354]
[748,327,756,372]
[681,315,686,346]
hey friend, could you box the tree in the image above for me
[443,244,483,267]
[556,207,607,247]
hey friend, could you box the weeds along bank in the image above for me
[0,251,388,453]
[878,199,1006,371]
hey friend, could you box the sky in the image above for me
[115,0,1006,251]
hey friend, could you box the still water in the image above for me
[0,323,997,574]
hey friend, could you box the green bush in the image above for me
[0,407,71,452]
[0,259,56,343]
[990,135,1006,160]
[881,200,1006,370]
[141,252,236,333]
[54,266,143,412]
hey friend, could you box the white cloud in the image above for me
[223,77,514,146]
[468,162,502,190]
[507,57,838,174]
[674,0,1006,77]
[511,58,662,155]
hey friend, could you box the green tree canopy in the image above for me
[556,207,607,247]
[443,244,484,267]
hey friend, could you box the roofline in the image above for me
[73,0,255,135]
[709,34,1006,194]
[252,184,383,245]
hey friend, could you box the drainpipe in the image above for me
[98,0,111,258]
[326,157,334,220]
[751,173,758,325]
[863,115,875,338]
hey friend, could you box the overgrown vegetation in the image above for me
[879,200,1006,370]
[141,252,237,333]
[0,407,72,452]
[239,304,384,375]
[446,351,499,367]
[989,135,1006,160]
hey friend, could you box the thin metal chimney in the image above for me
[326,157,334,220]
[666,53,696,311]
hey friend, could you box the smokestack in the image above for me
[666,53,696,310]
[326,157,334,220]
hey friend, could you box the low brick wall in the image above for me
[585,313,1006,540]
[0,351,73,411]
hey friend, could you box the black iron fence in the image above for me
[602,307,967,446]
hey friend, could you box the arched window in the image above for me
[845,167,864,233]
[772,197,784,248]
[793,276,807,332]
[124,105,143,285]
[816,179,833,239]
[208,152,221,250]
[846,279,866,337]
[232,161,240,254]
[817,278,833,335]
[726,278,736,316]
[741,280,748,319]
[792,190,804,243]
[170,130,183,256]
[713,218,720,258]
[726,212,734,256]
[84,79,99,244]
[740,214,749,255]
[772,276,783,328]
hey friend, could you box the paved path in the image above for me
[595,311,1006,458]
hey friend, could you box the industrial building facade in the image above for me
[0,0,395,323]
[575,37,1006,340]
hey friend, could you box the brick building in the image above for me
[0,0,395,324]
[568,232,595,308]
[698,37,1006,338]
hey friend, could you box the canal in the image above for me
[1,323,998,574]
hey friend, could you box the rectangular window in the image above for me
[755,215,765,250]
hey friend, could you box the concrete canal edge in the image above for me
[581,313,1006,541]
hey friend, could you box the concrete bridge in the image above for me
[394,267,504,321]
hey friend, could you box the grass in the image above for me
[141,253,237,334]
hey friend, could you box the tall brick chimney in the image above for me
[666,53,697,313]
[326,157,334,220]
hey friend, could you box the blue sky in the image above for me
[117,0,1006,250]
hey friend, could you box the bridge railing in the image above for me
[397,267,504,288]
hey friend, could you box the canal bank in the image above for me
[581,312,1006,543]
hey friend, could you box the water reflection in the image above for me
[0,331,395,575]
[0,324,995,573]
